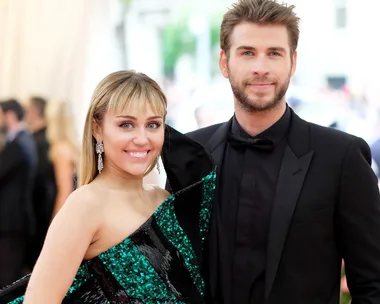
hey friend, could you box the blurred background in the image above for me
[0,0,379,301]
[1,0,380,183]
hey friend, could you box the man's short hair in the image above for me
[0,99,25,121]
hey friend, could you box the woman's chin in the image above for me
[122,167,151,178]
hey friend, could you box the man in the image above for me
[371,136,380,179]
[25,96,56,269]
[0,99,37,287]
[0,123,5,152]
[371,139,380,189]
[184,0,380,303]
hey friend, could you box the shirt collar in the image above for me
[231,104,291,144]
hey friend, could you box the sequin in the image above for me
[98,198,179,302]
[155,197,205,296]
[67,262,93,295]
[1,169,217,303]
[199,168,217,243]
[154,170,216,298]
[7,296,23,304]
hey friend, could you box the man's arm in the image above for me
[338,137,380,303]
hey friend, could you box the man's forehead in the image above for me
[230,22,290,49]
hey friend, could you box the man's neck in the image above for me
[234,100,287,136]
[7,122,24,135]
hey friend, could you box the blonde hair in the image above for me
[46,100,80,164]
[79,70,167,186]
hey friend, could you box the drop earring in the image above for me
[95,139,104,173]
[156,156,160,174]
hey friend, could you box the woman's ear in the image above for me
[92,119,103,141]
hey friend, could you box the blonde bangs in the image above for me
[107,78,166,118]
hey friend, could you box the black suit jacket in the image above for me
[185,109,380,304]
[0,130,37,234]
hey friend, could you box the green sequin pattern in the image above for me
[5,170,217,303]
[199,169,217,242]
[7,296,24,303]
[155,197,205,296]
[99,233,178,302]
[155,169,217,297]
[67,262,93,295]
[97,169,217,302]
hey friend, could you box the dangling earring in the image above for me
[95,139,104,173]
[156,156,160,174]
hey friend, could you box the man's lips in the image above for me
[248,82,274,86]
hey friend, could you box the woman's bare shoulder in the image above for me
[145,184,170,202]
[60,184,104,216]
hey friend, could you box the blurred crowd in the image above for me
[0,97,79,288]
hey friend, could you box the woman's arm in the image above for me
[24,188,100,304]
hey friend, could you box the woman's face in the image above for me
[95,102,165,178]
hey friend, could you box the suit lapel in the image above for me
[265,111,314,299]
[205,119,231,168]
[204,119,231,300]
[206,119,231,204]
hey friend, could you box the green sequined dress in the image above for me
[0,126,216,304]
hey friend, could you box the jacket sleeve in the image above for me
[337,137,380,303]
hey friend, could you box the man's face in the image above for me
[220,22,297,113]
[25,102,39,126]
[0,108,7,134]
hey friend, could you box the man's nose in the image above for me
[250,55,270,76]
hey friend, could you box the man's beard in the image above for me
[229,71,291,113]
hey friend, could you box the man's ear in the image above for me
[92,119,102,141]
[290,50,297,77]
[219,49,229,79]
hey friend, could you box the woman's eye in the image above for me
[120,122,133,128]
[147,122,161,129]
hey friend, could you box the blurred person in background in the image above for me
[0,99,37,288]
[46,100,80,218]
[25,96,57,270]
[0,128,6,152]
[183,0,380,303]
[370,116,380,181]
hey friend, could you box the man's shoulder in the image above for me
[14,130,37,160]
[305,120,368,152]
[308,121,356,140]
[186,123,225,144]
[15,129,34,144]
[371,138,380,150]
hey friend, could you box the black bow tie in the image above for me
[228,133,274,152]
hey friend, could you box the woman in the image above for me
[0,70,215,303]
[46,100,80,217]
